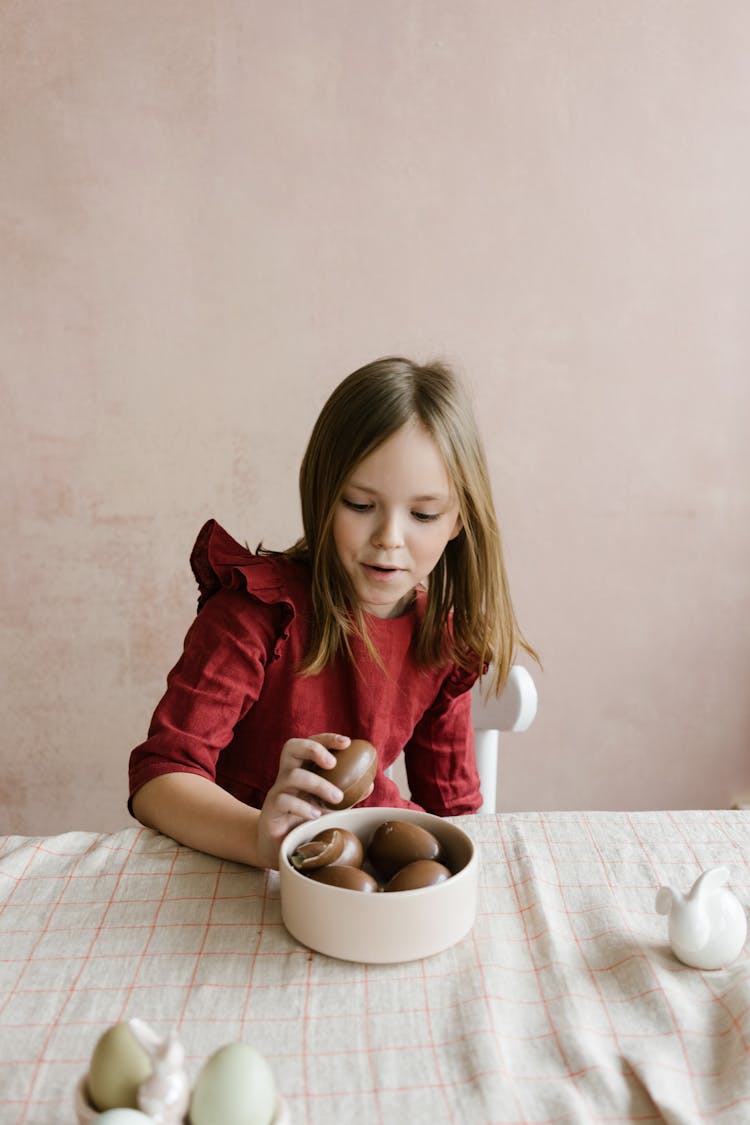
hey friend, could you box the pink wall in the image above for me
[2,3,749,834]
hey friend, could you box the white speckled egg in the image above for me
[87,1023,152,1111]
[189,1043,277,1125]
[97,1111,155,1123]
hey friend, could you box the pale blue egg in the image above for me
[96,1111,154,1123]
[190,1043,277,1125]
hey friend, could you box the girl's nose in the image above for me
[371,512,403,550]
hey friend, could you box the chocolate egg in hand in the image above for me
[385,859,452,892]
[308,865,380,892]
[367,820,445,882]
[290,827,364,871]
[308,739,378,809]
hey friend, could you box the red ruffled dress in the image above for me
[128,520,482,816]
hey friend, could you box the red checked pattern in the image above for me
[1,811,749,1124]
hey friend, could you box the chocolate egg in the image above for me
[308,865,380,892]
[290,827,364,871]
[308,739,378,809]
[367,820,445,881]
[384,859,452,892]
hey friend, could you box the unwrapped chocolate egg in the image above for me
[308,739,378,809]
[308,865,380,892]
[291,827,364,871]
[385,859,452,892]
[367,820,445,881]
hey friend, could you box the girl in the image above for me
[129,356,535,868]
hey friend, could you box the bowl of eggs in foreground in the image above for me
[279,740,478,963]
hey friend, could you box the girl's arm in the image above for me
[131,733,348,870]
[404,681,482,816]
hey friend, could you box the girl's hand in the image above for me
[254,733,350,869]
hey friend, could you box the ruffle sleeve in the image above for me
[128,521,305,809]
[189,519,302,660]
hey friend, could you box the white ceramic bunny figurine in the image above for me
[655,866,747,970]
[127,1019,190,1125]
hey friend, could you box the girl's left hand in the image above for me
[254,733,349,868]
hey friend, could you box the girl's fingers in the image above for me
[260,732,360,863]
[309,732,351,750]
[271,793,326,823]
[280,734,350,772]
[268,763,343,808]
[271,734,350,816]
[283,765,343,807]
[303,733,350,766]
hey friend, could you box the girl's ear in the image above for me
[448,514,463,541]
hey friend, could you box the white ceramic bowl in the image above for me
[279,807,478,963]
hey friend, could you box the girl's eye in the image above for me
[341,498,440,522]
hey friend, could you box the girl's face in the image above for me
[332,420,462,619]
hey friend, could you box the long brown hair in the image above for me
[285,356,536,695]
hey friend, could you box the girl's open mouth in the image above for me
[363,563,402,579]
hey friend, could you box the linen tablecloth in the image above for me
[1,811,749,1124]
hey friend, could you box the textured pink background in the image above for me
[2,3,749,834]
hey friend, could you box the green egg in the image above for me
[189,1042,277,1125]
[87,1023,152,1111]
